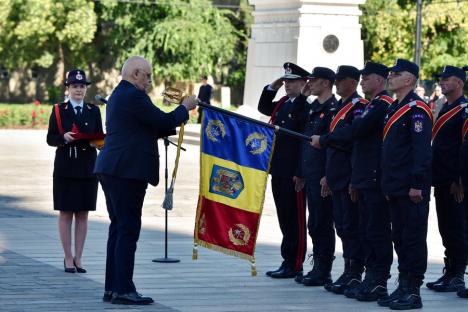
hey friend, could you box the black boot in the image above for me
[388,275,423,310]
[457,287,468,298]
[302,255,334,286]
[377,273,407,307]
[332,259,364,295]
[432,258,465,292]
[355,272,390,302]
[426,257,450,290]
[324,259,349,292]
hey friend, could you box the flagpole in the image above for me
[197,101,312,142]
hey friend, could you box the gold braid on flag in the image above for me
[161,88,187,210]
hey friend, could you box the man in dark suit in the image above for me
[94,56,197,305]
[197,75,213,123]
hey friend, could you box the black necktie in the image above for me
[75,106,82,119]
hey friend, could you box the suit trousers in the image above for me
[305,178,335,258]
[331,189,363,262]
[434,185,467,261]
[358,189,393,276]
[271,176,306,272]
[98,174,148,294]
[388,195,429,279]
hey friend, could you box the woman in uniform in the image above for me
[47,69,103,273]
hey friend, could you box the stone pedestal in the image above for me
[242,0,366,109]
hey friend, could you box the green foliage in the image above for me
[0,0,97,69]
[360,0,468,79]
[99,0,238,83]
[0,103,50,128]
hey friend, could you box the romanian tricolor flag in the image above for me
[193,107,276,275]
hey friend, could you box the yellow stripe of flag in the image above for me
[200,153,268,214]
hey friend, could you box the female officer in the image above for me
[47,69,103,273]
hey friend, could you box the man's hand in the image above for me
[320,176,331,197]
[301,82,312,97]
[450,182,464,203]
[182,95,198,111]
[349,185,359,203]
[409,188,423,204]
[310,135,321,148]
[293,176,305,192]
[269,78,284,91]
[64,132,76,143]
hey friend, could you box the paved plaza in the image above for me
[0,128,466,311]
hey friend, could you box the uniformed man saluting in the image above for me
[427,65,467,293]
[378,59,433,310]
[258,62,309,278]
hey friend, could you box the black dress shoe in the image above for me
[266,264,284,277]
[63,259,76,273]
[73,259,87,273]
[111,292,154,305]
[103,291,113,302]
[270,267,301,279]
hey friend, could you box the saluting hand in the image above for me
[269,78,284,91]
[63,132,76,143]
[182,95,198,111]
[301,81,312,97]
[408,188,423,204]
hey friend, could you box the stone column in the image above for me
[243,0,366,109]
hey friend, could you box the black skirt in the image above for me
[53,176,98,211]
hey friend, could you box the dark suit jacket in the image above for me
[47,101,103,178]
[94,80,189,186]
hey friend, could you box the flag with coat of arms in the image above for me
[193,106,276,275]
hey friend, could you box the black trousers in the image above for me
[98,174,148,294]
[305,178,335,258]
[434,185,467,261]
[331,189,363,262]
[388,196,429,280]
[358,189,393,276]
[271,176,306,272]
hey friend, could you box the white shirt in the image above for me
[69,98,84,115]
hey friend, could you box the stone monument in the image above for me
[242,0,366,110]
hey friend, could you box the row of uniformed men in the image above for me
[258,59,468,310]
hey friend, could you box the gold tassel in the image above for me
[192,244,198,260]
[251,259,257,276]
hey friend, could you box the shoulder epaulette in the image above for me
[375,95,394,105]
[408,100,433,123]
[352,97,369,105]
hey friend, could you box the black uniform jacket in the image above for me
[432,96,467,187]
[381,91,432,197]
[297,95,336,180]
[47,101,103,178]
[320,92,366,191]
[461,103,468,187]
[320,91,391,190]
[94,80,188,186]
[258,85,307,178]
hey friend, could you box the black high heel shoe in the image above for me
[64,259,76,273]
[73,259,87,273]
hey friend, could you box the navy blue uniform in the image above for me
[197,84,213,123]
[298,96,336,259]
[432,96,468,266]
[258,86,307,272]
[321,91,393,278]
[381,91,432,280]
[94,80,189,294]
[47,101,103,212]
[320,92,366,263]
[461,105,468,266]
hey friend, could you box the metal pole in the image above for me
[414,0,423,67]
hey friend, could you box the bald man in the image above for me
[95,56,197,305]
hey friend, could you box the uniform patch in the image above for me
[413,120,423,133]
[412,113,424,119]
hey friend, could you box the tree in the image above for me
[360,0,468,79]
[98,0,239,83]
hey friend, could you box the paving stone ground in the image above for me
[0,129,466,311]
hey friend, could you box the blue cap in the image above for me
[336,65,361,81]
[307,67,336,83]
[433,65,466,81]
[360,61,389,78]
[65,69,91,86]
[282,62,310,80]
[389,59,419,78]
